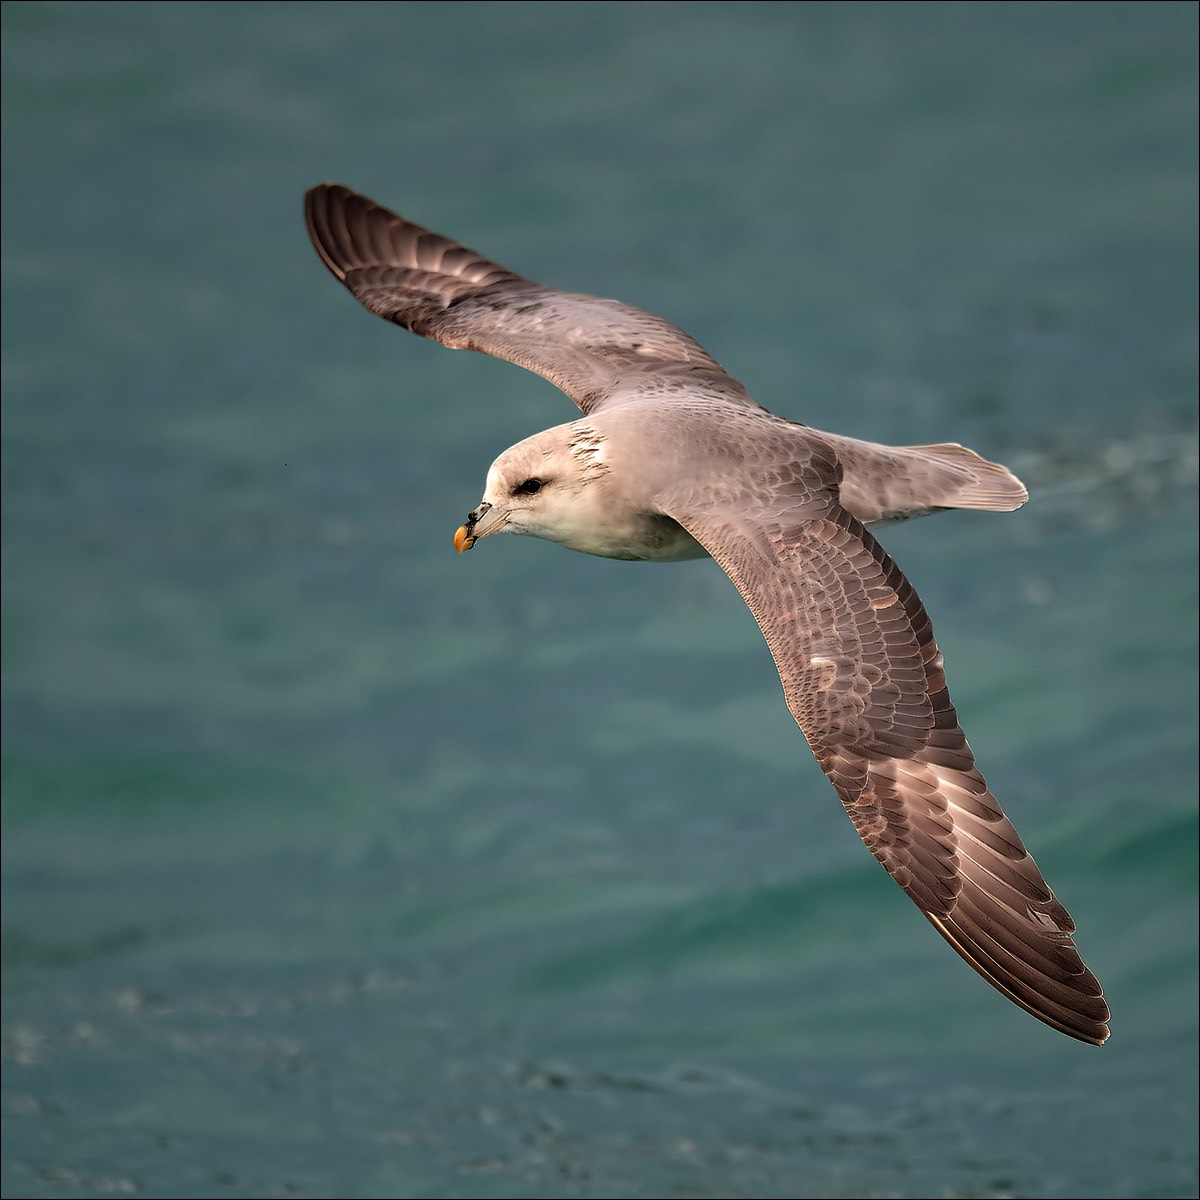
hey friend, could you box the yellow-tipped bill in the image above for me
[454,501,508,551]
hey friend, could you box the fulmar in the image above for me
[304,183,1110,1046]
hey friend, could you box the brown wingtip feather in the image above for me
[925,910,1111,1045]
[304,183,356,282]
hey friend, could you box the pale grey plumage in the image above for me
[305,183,1109,1045]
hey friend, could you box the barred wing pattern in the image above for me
[666,453,1110,1045]
[305,184,751,414]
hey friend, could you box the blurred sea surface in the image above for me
[2,3,1197,1197]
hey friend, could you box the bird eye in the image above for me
[515,478,543,495]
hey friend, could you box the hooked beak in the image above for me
[453,501,509,552]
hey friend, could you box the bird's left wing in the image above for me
[660,446,1110,1045]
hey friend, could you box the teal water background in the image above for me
[2,3,1197,1197]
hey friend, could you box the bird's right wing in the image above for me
[305,184,754,415]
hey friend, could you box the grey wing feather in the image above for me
[664,451,1110,1045]
[304,184,752,414]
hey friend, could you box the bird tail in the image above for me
[816,432,1028,526]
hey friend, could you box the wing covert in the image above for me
[665,472,1110,1045]
[305,184,751,414]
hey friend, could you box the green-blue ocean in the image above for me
[3,3,1196,1197]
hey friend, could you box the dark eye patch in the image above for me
[515,478,544,495]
